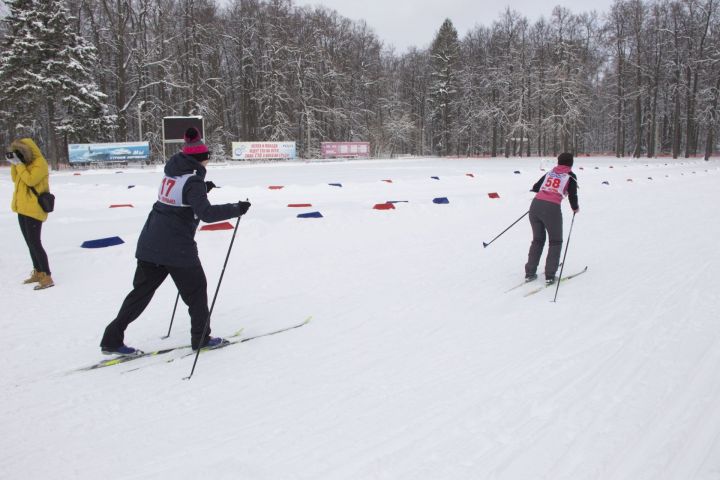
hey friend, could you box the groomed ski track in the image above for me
[2,156,720,479]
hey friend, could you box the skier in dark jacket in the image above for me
[100,128,251,354]
[525,152,579,285]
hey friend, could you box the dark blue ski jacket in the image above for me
[135,153,241,267]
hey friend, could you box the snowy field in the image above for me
[2,155,720,480]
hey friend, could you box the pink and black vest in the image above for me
[535,165,573,205]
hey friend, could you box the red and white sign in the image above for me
[321,142,370,158]
[232,142,296,160]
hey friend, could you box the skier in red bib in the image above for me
[100,128,251,355]
[525,152,579,285]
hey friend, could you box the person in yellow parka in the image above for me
[7,138,54,290]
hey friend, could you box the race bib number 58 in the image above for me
[540,172,569,196]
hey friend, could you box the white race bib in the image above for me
[157,173,193,207]
[539,171,570,197]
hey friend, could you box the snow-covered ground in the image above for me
[2,155,720,480]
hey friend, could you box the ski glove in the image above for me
[205,181,218,192]
[237,201,251,216]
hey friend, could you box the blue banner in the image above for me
[68,142,150,164]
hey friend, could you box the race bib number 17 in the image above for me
[158,174,191,206]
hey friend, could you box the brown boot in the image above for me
[34,272,54,290]
[23,269,41,284]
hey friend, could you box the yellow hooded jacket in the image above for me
[9,138,50,222]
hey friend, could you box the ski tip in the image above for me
[482,242,489,248]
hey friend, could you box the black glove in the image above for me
[205,181,218,192]
[237,201,251,216]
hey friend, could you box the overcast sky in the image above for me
[291,0,615,52]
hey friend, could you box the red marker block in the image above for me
[268,185,284,190]
[382,179,393,183]
[109,204,134,208]
[200,222,234,231]
[466,173,475,178]
[373,203,395,210]
[288,203,312,208]
[488,192,500,199]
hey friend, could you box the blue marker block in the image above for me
[602,181,610,185]
[329,183,343,187]
[431,176,440,180]
[128,185,135,189]
[513,170,521,174]
[433,197,449,204]
[81,236,125,248]
[298,211,324,218]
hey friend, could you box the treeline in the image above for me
[0,0,718,164]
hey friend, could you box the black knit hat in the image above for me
[558,152,574,167]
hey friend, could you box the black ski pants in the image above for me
[101,260,211,349]
[525,198,563,280]
[18,214,50,275]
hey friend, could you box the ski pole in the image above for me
[483,211,529,248]
[552,212,576,303]
[162,293,181,339]
[185,213,243,380]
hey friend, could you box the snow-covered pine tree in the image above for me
[429,18,461,156]
[0,0,115,166]
[254,0,295,143]
[208,127,228,163]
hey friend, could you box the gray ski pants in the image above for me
[525,198,563,279]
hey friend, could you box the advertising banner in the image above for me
[232,142,296,160]
[321,142,370,158]
[68,142,150,164]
